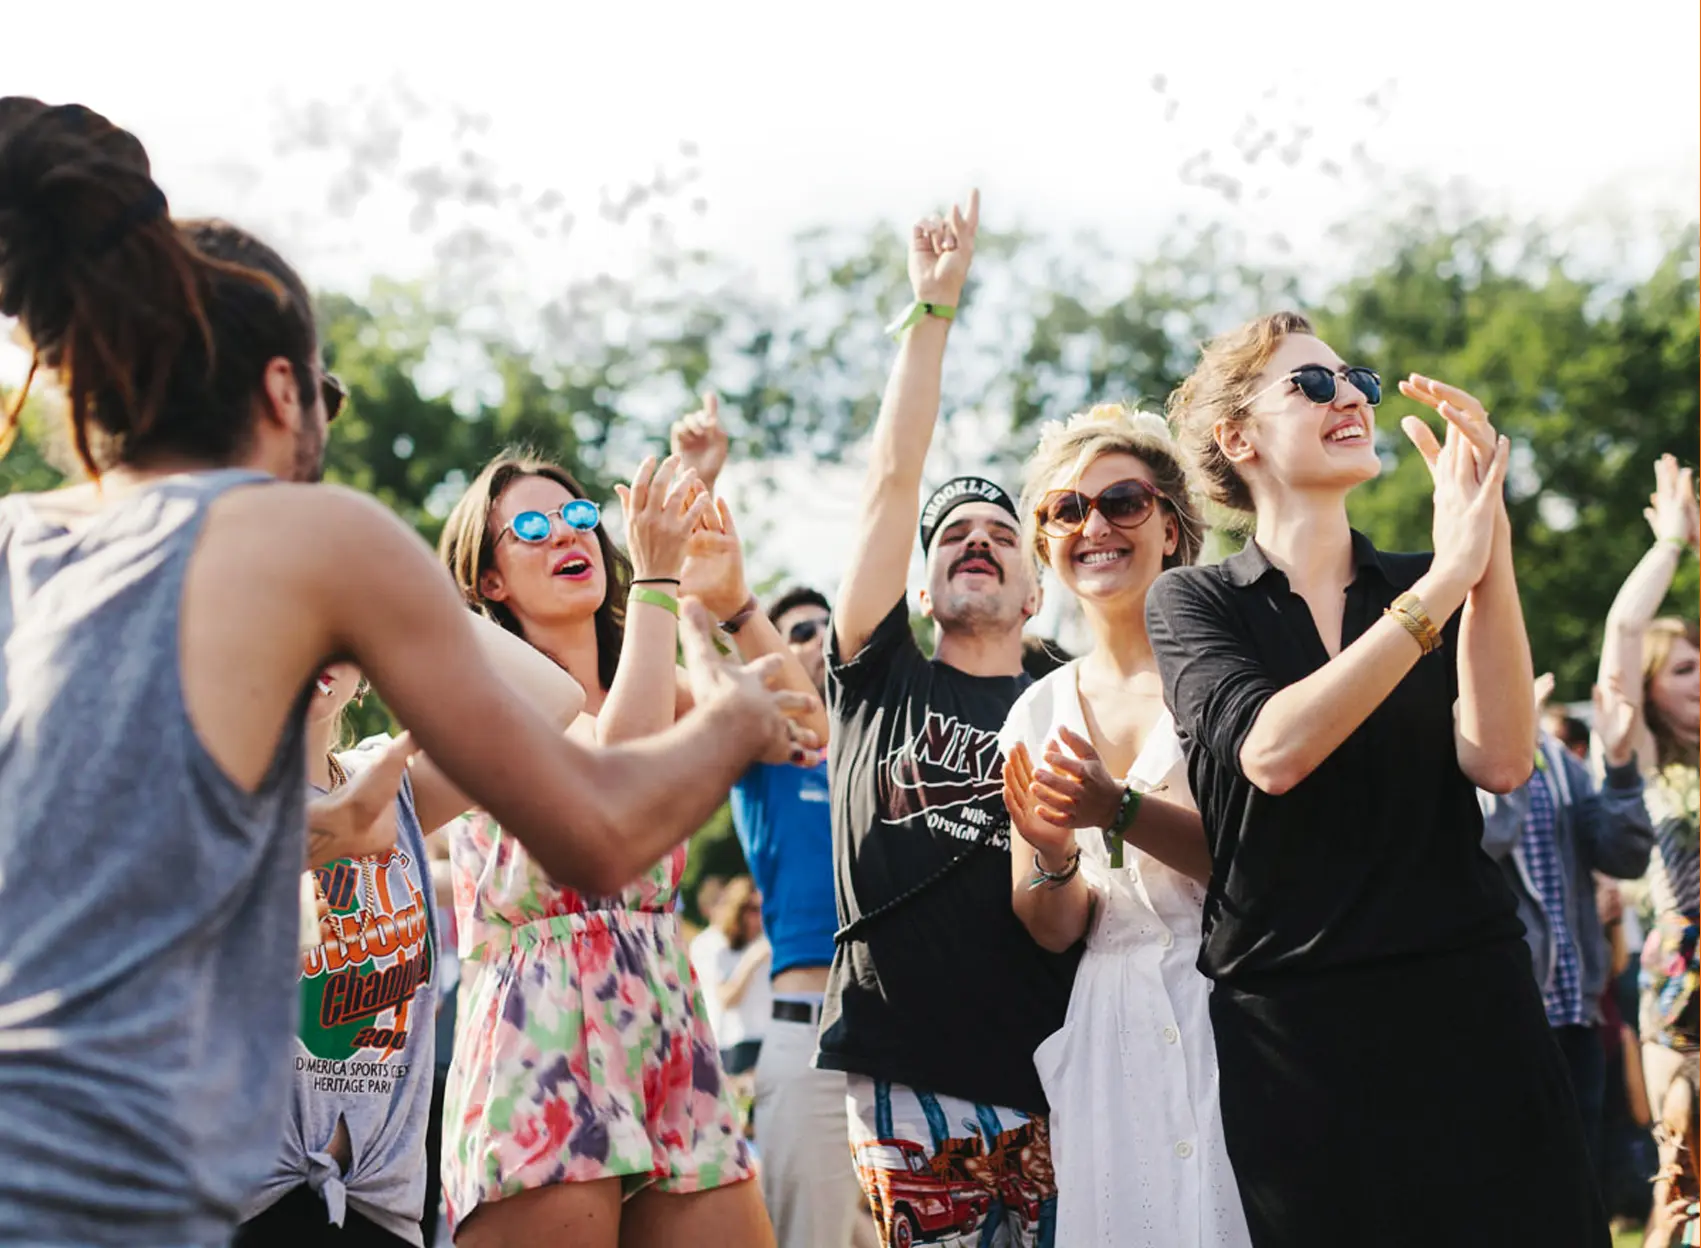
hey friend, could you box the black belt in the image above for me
[772,999,822,1025]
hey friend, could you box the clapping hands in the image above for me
[1399,376,1510,595]
[1003,727,1122,865]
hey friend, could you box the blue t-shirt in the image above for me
[730,761,837,977]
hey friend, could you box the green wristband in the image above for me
[883,300,956,338]
[629,586,679,617]
[1103,786,1143,870]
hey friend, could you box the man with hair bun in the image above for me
[0,97,812,1246]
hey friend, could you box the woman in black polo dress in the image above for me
[1146,311,1607,1246]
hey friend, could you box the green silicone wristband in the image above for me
[629,586,680,617]
[883,300,957,337]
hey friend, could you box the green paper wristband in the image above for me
[1104,785,1143,869]
[883,300,957,337]
[629,586,680,617]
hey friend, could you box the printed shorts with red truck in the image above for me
[846,1074,1057,1248]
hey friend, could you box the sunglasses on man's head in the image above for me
[787,618,827,646]
[1249,364,1382,410]
[499,499,602,545]
[1036,478,1164,539]
[321,373,347,422]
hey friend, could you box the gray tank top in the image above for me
[0,469,311,1246]
[244,739,438,1246]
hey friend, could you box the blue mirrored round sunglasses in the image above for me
[503,499,601,544]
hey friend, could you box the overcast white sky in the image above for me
[9,0,1699,641]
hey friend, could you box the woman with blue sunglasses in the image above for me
[435,440,825,1248]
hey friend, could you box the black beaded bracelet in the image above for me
[631,577,681,586]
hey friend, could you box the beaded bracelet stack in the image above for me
[1026,846,1081,891]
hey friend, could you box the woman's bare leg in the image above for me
[620,1178,775,1248]
[455,1176,623,1248]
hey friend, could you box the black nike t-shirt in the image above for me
[816,599,1080,1113]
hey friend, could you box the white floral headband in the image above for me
[1034,404,1174,453]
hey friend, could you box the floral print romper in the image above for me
[441,814,752,1233]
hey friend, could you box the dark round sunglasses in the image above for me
[787,618,827,646]
[499,499,602,545]
[1250,364,1382,409]
[1035,477,1163,539]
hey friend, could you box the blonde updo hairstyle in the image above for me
[1167,310,1316,515]
[1018,402,1205,574]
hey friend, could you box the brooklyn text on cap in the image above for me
[918,476,1019,552]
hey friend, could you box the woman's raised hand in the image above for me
[680,497,751,622]
[1645,453,1698,548]
[614,455,712,582]
[669,393,729,494]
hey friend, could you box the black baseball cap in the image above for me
[918,476,1020,553]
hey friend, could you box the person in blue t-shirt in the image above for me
[672,393,877,1247]
[730,588,874,1248]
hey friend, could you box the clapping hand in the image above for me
[1398,375,1501,471]
[1003,742,1078,868]
[1029,727,1124,831]
[1004,727,1124,863]
[1401,375,1513,573]
[614,455,712,582]
[1402,408,1510,594]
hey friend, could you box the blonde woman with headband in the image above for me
[998,404,1251,1247]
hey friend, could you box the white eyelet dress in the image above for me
[999,662,1251,1248]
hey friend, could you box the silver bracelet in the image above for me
[1026,846,1082,891]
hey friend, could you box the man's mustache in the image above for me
[949,550,1005,582]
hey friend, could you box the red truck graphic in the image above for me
[853,1138,990,1247]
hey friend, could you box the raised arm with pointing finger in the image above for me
[833,190,980,660]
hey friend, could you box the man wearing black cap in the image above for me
[820,191,1078,1248]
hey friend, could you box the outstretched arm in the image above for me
[834,190,980,660]
[1598,454,1697,763]
[409,612,585,834]
[306,490,812,895]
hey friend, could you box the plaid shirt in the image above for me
[1523,762,1586,1026]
